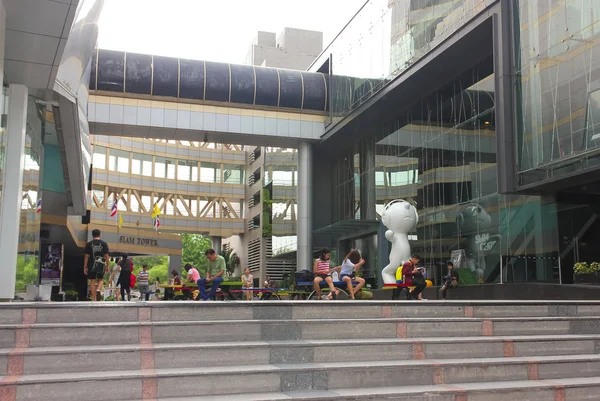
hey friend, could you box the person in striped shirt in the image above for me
[137,264,150,301]
[313,248,339,300]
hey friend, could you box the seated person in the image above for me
[197,249,225,301]
[338,249,366,300]
[402,254,426,300]
[183,264,200,300]
[313,248,339,300]
[440,261,459,300]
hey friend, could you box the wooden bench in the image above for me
[296,280,361,300]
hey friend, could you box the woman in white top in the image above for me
[338,249,366,299]
[242,267,254,301]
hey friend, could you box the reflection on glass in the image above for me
[312,0,490,125]
[515,0,600,183]
[330,68,560,285]
[16,96,43,294]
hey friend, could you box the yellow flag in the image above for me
[118,214,123,228]
[151,204,161,219]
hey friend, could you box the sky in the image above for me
[97,0,367,64]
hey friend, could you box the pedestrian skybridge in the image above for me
[88,49,328,147]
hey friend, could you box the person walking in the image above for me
[197,249,225,301]
[109,257,121,301]
[83,229,110,302]
[138,264,150,301]
[118,253,133,301]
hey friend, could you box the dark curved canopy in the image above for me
[90,49,328,112]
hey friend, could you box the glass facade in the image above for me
[330,67,561,285]
[264,147,298,256]
[90,138,245,220]
[515,0,600,185]
[311,0,494,125]
[15,96,44,294]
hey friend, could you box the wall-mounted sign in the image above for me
[119,236,158,247]
[41,244,63,286]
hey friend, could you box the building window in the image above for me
[200,162,220,183]
[223,164,244,184]
[132,152,142,175]
[93,145,106,169]
[178,160,197,181]
[155,157,166,178]
[109,149,129,173]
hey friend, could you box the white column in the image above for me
[296,142,313,271]
[0,85,28,300]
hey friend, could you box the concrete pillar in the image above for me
[212,236,222,253]
[0,85,29,300]
[297,142,313,271]
[169,254,182,275]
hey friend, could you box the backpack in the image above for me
[89,240,106,275]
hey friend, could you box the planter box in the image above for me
[574,273,600,285]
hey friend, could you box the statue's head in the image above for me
[381,199,418,234]
[457,203,492,233]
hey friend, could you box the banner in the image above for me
[41,244,64,286]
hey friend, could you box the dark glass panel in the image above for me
[125,53,152,95]
[278,69,302,109]
[254,66,278,107]
[179,59,205,100]
[230,64,255,105]
[205,61,230,102]
[96,49,124,92]
[152,55,178,98]
[301,72,326,111]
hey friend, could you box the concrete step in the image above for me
[3,355,600,400]
[2,301,600,324]
[124,376,600,401]
[1,334,598,376]
[2,316,600,348]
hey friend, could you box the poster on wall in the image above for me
[41,244,63,286]
[450,249,467,270]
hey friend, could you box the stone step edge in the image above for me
[126,376,600,401]
[5,300,600,309]
[3,354,600,386]
[3,315,600,328]
[1,334,598,356]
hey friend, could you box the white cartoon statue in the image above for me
[381,199,419,284]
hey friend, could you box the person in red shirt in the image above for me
[401,254,425,300]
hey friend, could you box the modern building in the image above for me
[0,0,105,300]
[1,0,597,300]
[245,28,323,70]
[308,0,597,286]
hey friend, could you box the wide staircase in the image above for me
[1,301,600,400]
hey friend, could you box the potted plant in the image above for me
[574,262,600,284]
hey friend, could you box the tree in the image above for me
[181,234,212,275]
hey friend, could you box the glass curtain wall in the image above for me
[332,67,561,286]
[515,0,600,185]
[16,96,44,294]
[264,148,298,256]
[312,0,494,125]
